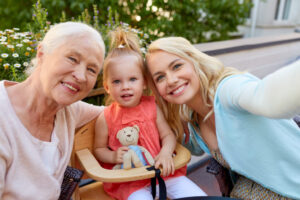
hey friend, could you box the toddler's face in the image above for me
[105,54,146,107]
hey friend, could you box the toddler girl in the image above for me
[94,28,206,200]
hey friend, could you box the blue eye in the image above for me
[155,75,164,82]
[113,80,120,84]
[130,77,137,82]
[88,68,96,74]
[68,56,77,63]
[173,63,182,70]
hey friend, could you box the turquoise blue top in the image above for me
[185,74,300,199]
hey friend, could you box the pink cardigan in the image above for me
[0,80,104,200]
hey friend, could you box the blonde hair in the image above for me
[27,21,105,75]
[102,27,146,105]
[146,37,241,138]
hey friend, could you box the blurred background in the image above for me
[1,0,300,83]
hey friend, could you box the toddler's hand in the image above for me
[154,152,175,177]
[114,146,129,164]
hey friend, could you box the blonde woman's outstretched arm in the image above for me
[219,59,300,118]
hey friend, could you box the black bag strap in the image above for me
[147,166,167,200]
[174,197,240,200]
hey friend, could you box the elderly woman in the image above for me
[0,22,105,199]
[145,37,300,199]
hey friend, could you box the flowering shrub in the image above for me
[0,0,150,84]
[0,28,36,81]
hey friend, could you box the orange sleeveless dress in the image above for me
[102,96,186,200]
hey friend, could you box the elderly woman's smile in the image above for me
[38,36,103,106]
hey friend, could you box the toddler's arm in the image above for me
[94,112,129,164]
[155,105,176,177]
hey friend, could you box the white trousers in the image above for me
[128,176,207,200]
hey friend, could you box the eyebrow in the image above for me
[152,58,181,77]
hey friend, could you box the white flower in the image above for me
[0,36,7,42]
[3,63,10,67]
[0,41,7,45]
[26,47,31,51]
[7,45,14,49]
[16,44,23,47]
[23,62,29,67]
[13,36,20,40]
[23,32,31,36]
[22,39,30,43]
[5,29,14,33]
[140,47,146,54]
[144,34,149,39]
[19,33,27,37]
[1,53,9,58]
[13,28,20,31]
[12,53,19,58]
[131,29,138,33]
[14,63,21,68]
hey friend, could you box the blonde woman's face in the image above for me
[147,50,200,106]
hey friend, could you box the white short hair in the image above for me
[28,22,105,74]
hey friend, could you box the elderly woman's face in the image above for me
[38,35,104,106]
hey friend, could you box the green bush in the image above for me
[0,0,252,43]
[0,0,149,85]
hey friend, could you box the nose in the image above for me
[73,65,86,82]
[166,72,178,85]
[121,81,130,90]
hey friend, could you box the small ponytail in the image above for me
[108,27,142,56]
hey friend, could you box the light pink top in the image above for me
[0,80,104,200]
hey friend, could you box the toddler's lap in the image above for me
[128,176,206,200]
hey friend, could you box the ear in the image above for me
[36,44,45,65]
[104,83,110,94]
[116,130,122,140]
[37,44,44,59]
[133,125,139,132]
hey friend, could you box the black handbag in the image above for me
[206,158,234,197]
[58,166,84,200]
[293,115,300,128]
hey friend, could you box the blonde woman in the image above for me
[145,36,300,199]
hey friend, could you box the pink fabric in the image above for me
[0,80,104,200]
[103,96,186,200]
